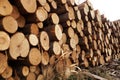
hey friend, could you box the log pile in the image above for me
[0,0,120,79]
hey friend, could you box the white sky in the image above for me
[78,0,120,21]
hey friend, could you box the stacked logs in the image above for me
[0,0,120,79]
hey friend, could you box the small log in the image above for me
[43,2,51,12]
[45,13,59,25]
[0,53,8,74]
[37,22,43,29]
[44,24,62,41]
[14,0,37,14]
[16,15,26,28]
[28,34,38,46]
[49,55,56,65]
[59,33,67,45]
[0,31,10,51]
[0,0,13,16]
[99,55,105,65]
[1,66,13,79]
[29,66,36,73]
[78,3,89,16]
[39,31,50,51]
[51,0,57,9]
[37,0,47,6]
[71,20,77,29]
[26,72,36,80]
[70,38,77,49]
[76,20,84,33]
[28,48,41,66]
[2,16,18,33]
[49,41,61,55]
[37,74,44,80]
[9,32,30,60]
[67,27,75,38]
[23,23,39,35]
[26,7,48,22]
[51,3,69,14]
[10,5,20,19]
[88,10,95,20]
[41,51,49,65]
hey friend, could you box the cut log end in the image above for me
[40,31,50,51]
[9,32,30,60]
[29,48,41,66]
[0,31,10,51]
[2,16,18,33]
[0,0,13,16]
[21,0,37,13]
[0,53,8,74]
[29,34,38,46]
[1,66,13,79]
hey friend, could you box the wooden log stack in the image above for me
[0,0,120,79]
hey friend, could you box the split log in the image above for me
[9,32,30,60]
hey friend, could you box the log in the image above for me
[23,23,39,35]
[44,24,62,41]
[9,32,30,60]
[28,48,41,66]
[78,3,89,16]
[39,31,50,51]
[49,41,61,55]
[37,22,43,29]
[26,72,36,80]
[16,15,26,28]
[10,5,20,19]
[1,66,13,79]
[43,2,51,12]
[0,53,8,74]
[0,31,10,51]
[45,13,59,25]
[2,16,18,33]
[14,0,37,14]
[37,74,44,80]
[0,0,13,16]
[29,66,36,73]
[41,51,49,65]
[37,0,47,6]
[51,0,57,9]
[76,20,84,33]
[28,34,38,46]
[67,27,75,38]
[26,7,48,22]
